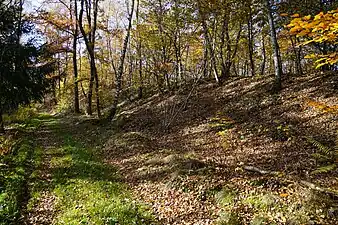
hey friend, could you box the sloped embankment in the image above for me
[103,73,338,224]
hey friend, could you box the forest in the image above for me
[0,0,338,224]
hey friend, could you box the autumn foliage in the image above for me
[287,9,338,68]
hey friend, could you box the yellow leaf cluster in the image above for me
[287,9,338,68]
[305,99,338,114]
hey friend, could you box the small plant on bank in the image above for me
[307,133,338,174]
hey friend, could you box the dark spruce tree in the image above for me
[0,0,54,133]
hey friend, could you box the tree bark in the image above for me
[136,0,143,99]
[219,9,229,79]
[71,0,80,113]
[260,33,266,75]
[290,36,303,75]
[265,0,282,91]
[79,0,100,117]
[202,18,219,83]
[0,105,4,134]
[108,0,135,120]
[247,5,255,76]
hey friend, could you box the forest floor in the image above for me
[102,72,338,225]
[2,73,338,224]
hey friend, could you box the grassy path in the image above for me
[25,115,154,225]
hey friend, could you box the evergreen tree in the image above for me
[0,0,54,133]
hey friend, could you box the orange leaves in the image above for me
[305,99,338,114]
[303,15,311,21]
[279,193,289,198]
[286,9,338,69]
[287,10,338,40]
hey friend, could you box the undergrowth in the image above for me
[307,132,338,174]
[215,182,337,225]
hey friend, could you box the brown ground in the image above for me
[101,73,338,224]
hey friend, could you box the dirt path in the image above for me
[25,117,63,224]
[24,116,154,225]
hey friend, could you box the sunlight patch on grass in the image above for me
[50,155,72,169]
[54,179,153,225]
[49,134,155,225]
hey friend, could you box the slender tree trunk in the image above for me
[247,5,255,76]
[290,36,303,75]
[297,38,303,73]
[137,43,143,99]
[108,0,135,120]
[0,105,4,134]
[265,0,282,91]
[87,63,94,115]
[202,19,219,83]
[197,0,218,82]
[79,0,100,117]
[219,10,229,79]
[136,0,143,99]
[93,59,101,117]
[174,36,182,86]
[137,48,143,98]
[173,0,182,86]
[260,34,266,75]
[202,40,208,78]
[71,0,80,113]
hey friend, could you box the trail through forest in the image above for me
[2,0,338,224]
[18,73,338,225]
[25,116,154,224]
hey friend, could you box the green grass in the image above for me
[0,138,41,225]
[2,113,155,224]
[0,112,51,224]
[27,117,155,225]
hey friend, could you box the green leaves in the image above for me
[306,136,338,174]
[0,1,53,116]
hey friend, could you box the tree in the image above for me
[287,9,338,69]
[79,0,101,116]
[265,0,282,91]
[108,0,135,120]
[71,0,80,113]
[0,0,54,133]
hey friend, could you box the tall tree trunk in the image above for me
[197,0,219,82]
[87,65,94,115]
[173,36,182,87]
[71,0,80,113]
[137,42,143,99]
[173,0,182,87]
[136,0,143,99]
[202,18,219,83]
[260,34,266,75]
[265,0,282,91]
[219,9,229,79]
[79,0,100,117]
[247,5,255,76]
[290,36,303,75]
[94,66,101,117]
[202,40,208,78]
[0,105,4,134]
[108,0,135,120]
